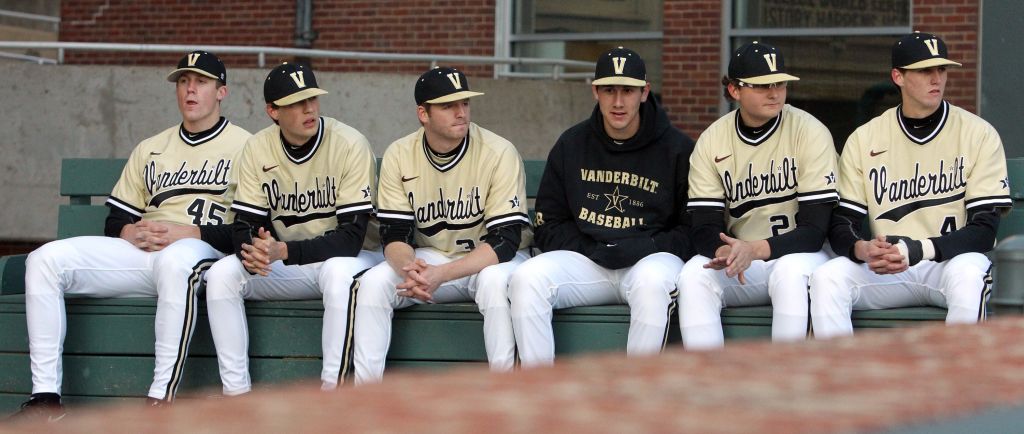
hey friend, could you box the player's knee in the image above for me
[354,264,397,307]
[508,263,553,315]
[943,252,990,277]
[203,256,246,300]
[319,257,357,288]
[26,240,68,271]
[676,258,716,302]
[808,261,849,304]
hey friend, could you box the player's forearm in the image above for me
[690,209,726,258]
[106,206,139,238]
[828,206,867,262]
[199,224,234,253]
[384,241,417,276]
[441,243,499,282]
[765,202,831,259]
[283,214,369,265]
[929,207,1001,261]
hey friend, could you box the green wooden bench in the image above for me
[3,156,1022,413]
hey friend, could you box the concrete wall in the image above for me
[1,63,594,241]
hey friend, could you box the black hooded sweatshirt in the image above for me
[533,97,695,268]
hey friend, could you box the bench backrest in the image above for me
[55,157,1024,240]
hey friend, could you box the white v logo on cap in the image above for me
[612,57,627,75]
[763,53,778,72]
[290,71,307,88]
[923,39,940,56]
[446,73,463,89]
[187,53,200,66]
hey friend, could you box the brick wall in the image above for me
[59,0,495,76]
[661,0,722,139]
[913,0,979,113]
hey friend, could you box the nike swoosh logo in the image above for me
[149,152,163,156]
[401,176,419,182]
[49,413,67,422]
[262,165,279,172]
[870,150,887,157]
[714,155,732,163]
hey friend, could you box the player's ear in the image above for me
[416,105,429,125]
[216,84,228,102]
[266,104,278,122]
[890,68,905,87]
[640,83,651,102]
[591,85,600,101]
[727,82,741,101]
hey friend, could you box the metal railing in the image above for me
[0,41,595,80]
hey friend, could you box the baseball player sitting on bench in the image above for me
[204,63,381,394]
[678,42,838,350]
[352,67,532,383]
[810,32,1011,337]
[509,47,694,367]
[12,51,250,420]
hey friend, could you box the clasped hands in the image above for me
[703,233,763,284]
[396,258,445,303]
[240,227,287,276]
[854,235,908,275]
[121,220,197,252]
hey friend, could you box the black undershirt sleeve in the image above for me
[283,213,369,265]
[765,202,833,259]
[690,208,727,259]
[379,218,416,248]
[483,223,524,263]
[199,224,234,253]
[103,205,139,238]
[928,206,1002,261]
[828,205,868,263]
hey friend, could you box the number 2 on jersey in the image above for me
[186,198,226,225]
[769,215,791,237]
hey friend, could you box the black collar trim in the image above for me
[897,101,948,145]
[179,117,228,146]
[281,117,325,164]
[422,133,468,173]
[735,111,782,146]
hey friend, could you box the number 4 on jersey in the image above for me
[186,198,226,225]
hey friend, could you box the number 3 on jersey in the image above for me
[186,198,226,225]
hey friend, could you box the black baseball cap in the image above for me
[891,32,962,70]
[592,46,646,87]
[727,41,799,85]
[166,50,227,84]
[414,67,484,105]
[264,62,328,106]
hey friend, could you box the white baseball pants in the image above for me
[809,252,991,339]
[25,236,222,401]
[509,251,683,368]
[204,250,383,395]
[352,248,530,385]
[678,251,831,350]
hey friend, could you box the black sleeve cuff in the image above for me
[483,223,523,263]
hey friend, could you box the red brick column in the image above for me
[661,0,722,139]
[913,0,979,113]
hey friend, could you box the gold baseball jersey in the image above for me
[107,118,250,225]
[838,101,1011,239]
[687,104,838,240]
[230,117,378,245]
[376,123,532,257]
